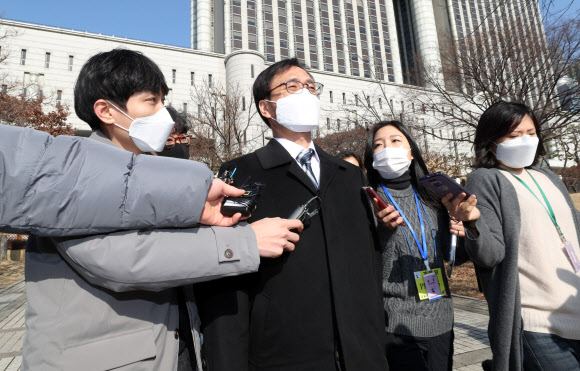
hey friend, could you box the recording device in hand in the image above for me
[287,196,321,223]
[418,172,472,200]
[220,183,265,217]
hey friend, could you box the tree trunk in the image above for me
[0,235,8,260]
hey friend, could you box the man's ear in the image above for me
[94,99,115,125]
[259,100,274,119]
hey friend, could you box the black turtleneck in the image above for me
[379,170,412,190]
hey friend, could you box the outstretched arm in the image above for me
[0,125,213,236]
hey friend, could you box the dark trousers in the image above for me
[385,330,454,371]
[522,330,580,370]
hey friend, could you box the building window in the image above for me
[343,92,346,104]
[330,91,333,103]
[167,89,174,105]
[172,69,176,84]
[242,97,246,111]
[68,55,74,71]
[45,52,51,68]
[20,49,26,65]
[22,72,30,96]
[56,90,62,106]
[251,65,255,78]
[190,72,195,86]
[208,74,212,87]
[1,84,7,94]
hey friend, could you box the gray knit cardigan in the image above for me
[463,166,580,371]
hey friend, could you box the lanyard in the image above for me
[499,168,565,242]
[380,183,437,270]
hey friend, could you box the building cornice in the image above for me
[0,18,225,59]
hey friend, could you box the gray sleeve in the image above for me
[55,222,260,292]
[0,125,213,236]
[463,170,507,269]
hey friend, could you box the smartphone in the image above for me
[362,186,389,210]
[419,172,472,200]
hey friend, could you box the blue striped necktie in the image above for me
[296,148,318,188]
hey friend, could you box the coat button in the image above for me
[174,329,179,340]
[224,249,234,259]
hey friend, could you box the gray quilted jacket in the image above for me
[0,125,259,370]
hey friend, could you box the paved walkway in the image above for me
[0,280,25,371]
[0,280,491,371]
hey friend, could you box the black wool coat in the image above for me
[196,139,388,371]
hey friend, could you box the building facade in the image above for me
[1,0,547,160]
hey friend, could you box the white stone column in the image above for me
[225,50,267,151]
[313,0,324,69]
[257,0,265,54]
[339,0,351,75]
[410,0,444,87]
[224,0,232,54]
[197,0,213,51]
[385,0,403,84]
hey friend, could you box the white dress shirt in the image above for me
[274,138,321,184]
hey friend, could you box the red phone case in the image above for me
[363,187,388,210]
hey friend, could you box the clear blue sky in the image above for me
[0,0,578,49]
[0,0,192,48]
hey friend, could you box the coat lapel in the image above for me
[315,144,345,195]
[256,139,318,195]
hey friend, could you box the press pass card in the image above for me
[414,268,446,301]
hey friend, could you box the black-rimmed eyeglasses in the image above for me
[269,80,324,96]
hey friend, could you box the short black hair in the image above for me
[74,49,169,131]
[252,57,310,127]
[473,100,546,169]
[166,106,190,135]
[364,121,442,210]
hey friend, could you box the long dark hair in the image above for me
[364,121,442,210]
[473,100,546,169]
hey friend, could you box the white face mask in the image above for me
[107,101,175,153]
[494,135,539,169]
[265,89,320,132]
[372,147,412,179]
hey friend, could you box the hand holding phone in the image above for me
[362,187,405,229]
[363,186,388,210]
[418,172,472,200]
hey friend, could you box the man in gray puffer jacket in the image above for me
[0,48,301,371]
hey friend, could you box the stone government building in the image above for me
[0,0,546,156]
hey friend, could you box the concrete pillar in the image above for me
[409,0,444,87]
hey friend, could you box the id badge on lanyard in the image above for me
[501,169,580,273]
[414,269,446,301]
[380,184,446,300]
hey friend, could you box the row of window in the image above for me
[169,70,214,88]
[19,49,75,71]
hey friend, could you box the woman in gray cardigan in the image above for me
[464,101,580,371]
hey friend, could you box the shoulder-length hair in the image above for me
[473,100,546,169]
[363,121,442,210]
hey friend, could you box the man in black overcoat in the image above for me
[196,58,388,371]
